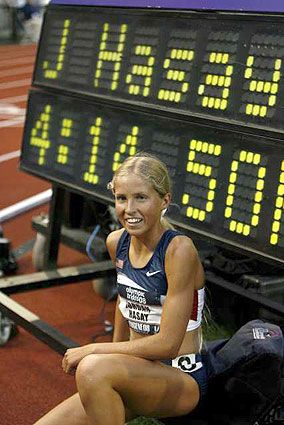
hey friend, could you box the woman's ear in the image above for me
[161,193,171,210]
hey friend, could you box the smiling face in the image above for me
[114,173,170,238]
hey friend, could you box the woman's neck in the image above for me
[130,225,165,254]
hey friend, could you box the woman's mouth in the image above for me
[125,218,143,225]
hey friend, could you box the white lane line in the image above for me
[0,66,34,78]
[0,56,35,68]
[0,117,25,128]
[0,189,52,223]
[0,150,21,163]
[0,114,25,120]
[0,95,28,104]
[0,103,25,116]
[0,79,31,90]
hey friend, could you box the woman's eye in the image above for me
[116,195,125,201]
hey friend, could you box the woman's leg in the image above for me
[76,353,200,425]
[33,393,90,425]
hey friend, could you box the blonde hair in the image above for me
[108,153,174,230]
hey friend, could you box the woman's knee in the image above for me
[75,354,131,411]
[75,353,128,390]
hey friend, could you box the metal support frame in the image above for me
[0,292,78,354]
[0,260,115,294]
[43,185,65,270]
[0,260,115,353]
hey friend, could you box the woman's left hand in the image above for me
[62,344,95,374]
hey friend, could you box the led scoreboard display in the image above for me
[20,1,284,266]
[32,6,284,132]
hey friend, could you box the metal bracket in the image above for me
[0,260,115,352]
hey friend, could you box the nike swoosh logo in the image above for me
[146,270,161,277]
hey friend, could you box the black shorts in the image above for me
[161,353,208,401]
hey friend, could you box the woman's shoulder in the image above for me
[165,234,205,288]
[165,234,200,266]
[106,228,126,261]
[166,232,195,252]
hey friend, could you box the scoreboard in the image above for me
[20,1,284,266]
[32,8,284,131]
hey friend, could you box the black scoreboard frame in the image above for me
[20,4,284,267]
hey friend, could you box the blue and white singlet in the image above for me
[116,229,205,335]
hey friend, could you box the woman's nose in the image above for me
[125,199,136,213]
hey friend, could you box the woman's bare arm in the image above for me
[112,297,130,342]
[106,229,130,342]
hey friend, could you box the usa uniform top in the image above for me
[116,229,205,335]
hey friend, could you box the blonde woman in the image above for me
[35,153,207,425]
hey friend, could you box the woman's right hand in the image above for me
[62,344,95,374]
